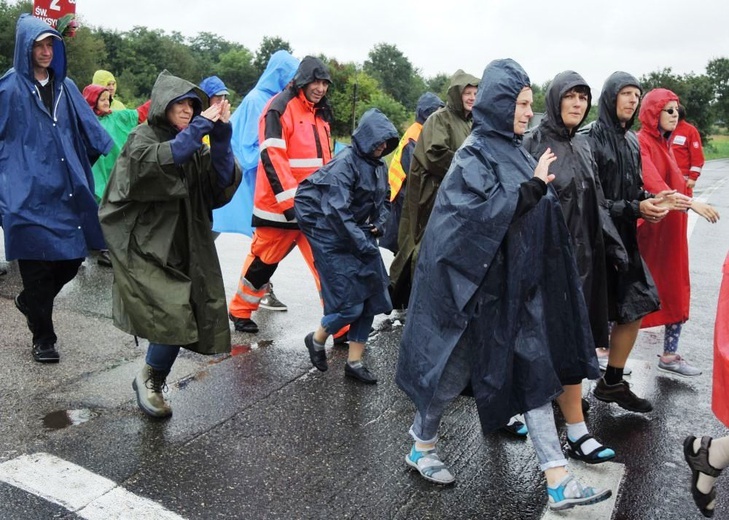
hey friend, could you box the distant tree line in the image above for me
[2,0,729,142]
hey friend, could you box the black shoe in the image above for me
[97,250,113,268]
[304,332,328,371]
[344,362,377,384]
[500,420,529,437]
[229,314,258,333]
[15,294,35,334]
[33,343,59,363]
[333,335,349,348]
[593,377,652,413]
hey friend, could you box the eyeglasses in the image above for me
[662,108,679,115]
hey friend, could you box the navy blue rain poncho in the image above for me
[0,14,112,261]
[396,59,600,433]
[294,108,399,316]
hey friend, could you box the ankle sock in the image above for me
[694,436,729,497]
[312,336,325,352]
[567,422,603,455]
[604,365,623,385]
[347,359,363,369]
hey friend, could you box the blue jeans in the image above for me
[146,342,181,372]
[409,341,567,470]
[321,303,374,343]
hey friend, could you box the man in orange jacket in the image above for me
[228,56,346,341]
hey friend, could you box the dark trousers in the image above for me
[17,258,83,346]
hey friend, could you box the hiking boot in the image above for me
[547,475,611,511]
[344,361,377,384]
[593,377,652,413]
[405,444,455,485]
[32,343,59,363]
[658,354,702,377]
[132,364,172,418]
[229,313,259,333]
[15,294,35,334]
[259,284,287,311]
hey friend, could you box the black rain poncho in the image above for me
[396,60,600,433]
[523,71,626,349]
[581,72,659,324]
[295,108,399,316]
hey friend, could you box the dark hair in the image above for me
[564,85,590,96]
[678,104,687,120]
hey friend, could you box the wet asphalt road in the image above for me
[0,160,728,520]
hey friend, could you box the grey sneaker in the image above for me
[259,284,287,311]
[658,354,701,377]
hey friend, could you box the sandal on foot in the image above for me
[405,445,455,485]
[566,434,616,464]
[684,435,723,518]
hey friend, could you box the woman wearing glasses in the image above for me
[636,88,719,377]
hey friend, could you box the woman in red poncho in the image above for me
[636,88,719,376]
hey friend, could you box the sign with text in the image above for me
[33,0,76,28]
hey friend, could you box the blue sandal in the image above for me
[566,434,615,464]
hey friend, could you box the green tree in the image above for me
[707,57,729,127]
[65,26,107,86]
[189,31,239,79]
[364,43,422,111]
[0,0,31,73]
[426,73,450,100]
[253,36,293,78]
[214,47,257,104]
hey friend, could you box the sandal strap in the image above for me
[568,433,609,458]
[687,436,723,478]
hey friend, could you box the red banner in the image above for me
[32,0,76,28]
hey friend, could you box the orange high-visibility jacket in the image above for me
[253,88,332,228]
[670,119,704,180]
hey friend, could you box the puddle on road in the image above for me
[43,409,97,430]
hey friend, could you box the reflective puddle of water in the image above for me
[42,409,97,430]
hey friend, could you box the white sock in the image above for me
[312,337,325,352]
[694,436,729,502]
[567,422,602,454]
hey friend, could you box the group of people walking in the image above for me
[0,12,725,517]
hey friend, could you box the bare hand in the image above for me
[534,148,557,184]
[686,178,696,190]
[654,189,692,211]
[691,200,720,223]
[639,198,669,223]
[217,100,231,124]
[201,103,222,122]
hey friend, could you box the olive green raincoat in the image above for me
[99,71,241,354]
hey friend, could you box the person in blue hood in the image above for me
[396,59,611,512]
[212,51,299,312]
[295,108,399,384]
[0,14,113,363]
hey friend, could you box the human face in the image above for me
[167,98,195,129]
[560,88,589,131]
[659,100,680,133]
[106,80,117,97]
[97,91,111,114]
[461,85,477,114]
[616,86,641,126]
[32,37,54,72]
[513,87,533,135]
[372,142,387,158]
[303,80,329,104]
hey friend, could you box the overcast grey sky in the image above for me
[76,0,728,96]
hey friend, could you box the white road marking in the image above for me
[0,453,185,519]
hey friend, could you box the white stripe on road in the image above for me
[0,453,185,519]
[541,460,625,519]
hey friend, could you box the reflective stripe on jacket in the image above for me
[253,89,331,228]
